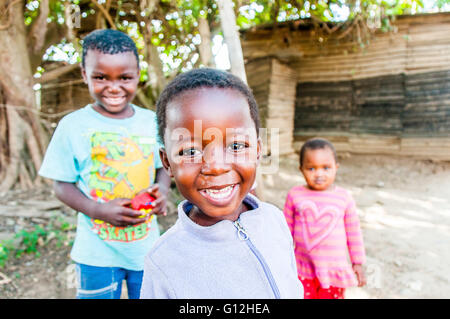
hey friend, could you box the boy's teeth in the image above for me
[105,96,125,103]
[204,185,234,199]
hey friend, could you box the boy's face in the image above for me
[300,147,339,191]
[82,50,139,119]
[161,88,261,226]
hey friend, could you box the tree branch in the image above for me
[91,0,117,29]
[0,0,21,31]
[336,16,360,40]
[28,0,50,54]
[0,103,76,119]
[34,63,80,84]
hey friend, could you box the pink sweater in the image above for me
[283,185,366,288]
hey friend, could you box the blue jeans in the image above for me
[75,263,143,299]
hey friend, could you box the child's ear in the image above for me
[159,147,173,177]
[256,137,262,163]
[81,66,88,84]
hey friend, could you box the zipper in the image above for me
[233,219,281,299]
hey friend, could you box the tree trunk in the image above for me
[0,0,47,191]
[135,0,166,107]
[149,42,167,95]
[216,0,265,200]
[198,16,215,67]
[216,0,247,82]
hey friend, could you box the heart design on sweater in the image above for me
[298,200,340,251]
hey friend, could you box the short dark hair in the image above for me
[156,68,260,144]
[299,138,337,166]
[81,29,139,68]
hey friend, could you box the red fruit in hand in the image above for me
[131,193,155,211]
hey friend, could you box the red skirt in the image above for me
[299,276,345,299]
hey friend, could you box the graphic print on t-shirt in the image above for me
[88,131,156,242]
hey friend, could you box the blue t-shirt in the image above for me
[39,104,163,270]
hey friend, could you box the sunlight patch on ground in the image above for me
[361,206,443,229]
[375,190,434,210]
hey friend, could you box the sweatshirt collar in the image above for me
[177,194,261,242]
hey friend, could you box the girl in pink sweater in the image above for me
[283,138,366,299]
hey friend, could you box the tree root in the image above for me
[0,105,44,192]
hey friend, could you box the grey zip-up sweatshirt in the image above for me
[140,194,303,299]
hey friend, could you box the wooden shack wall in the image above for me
[242,14,450,81]
[246,57,296,155]
[242,13,450,160]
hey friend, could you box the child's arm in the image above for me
[143,168,171,216]
[344,197,367,287]
[352,264,366,287]
[53,181,147,227]
[282,192,296,238]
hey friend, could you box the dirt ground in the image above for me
[1,153,449,299]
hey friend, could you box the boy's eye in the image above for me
[93,75,105,80]
[228,142,247,152]
[308,167,315,171]
[121,76,133,81]
[179,148,201,157]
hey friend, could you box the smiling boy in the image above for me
[39,29,171,299]
[163,87,258,226]
[140,68,302,299]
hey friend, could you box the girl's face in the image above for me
[300,147,339,191]
[160,88,261,226]
[82,50,140,119]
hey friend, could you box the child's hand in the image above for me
[95,198,148,227]
[142,184,168,216]
[352,264,367,287]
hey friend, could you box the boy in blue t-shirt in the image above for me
[39,29,171,299]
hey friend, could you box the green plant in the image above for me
[0,215,76,266]
[15,225,47,258]
[0,240,15,267]
[48,215,76,248]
